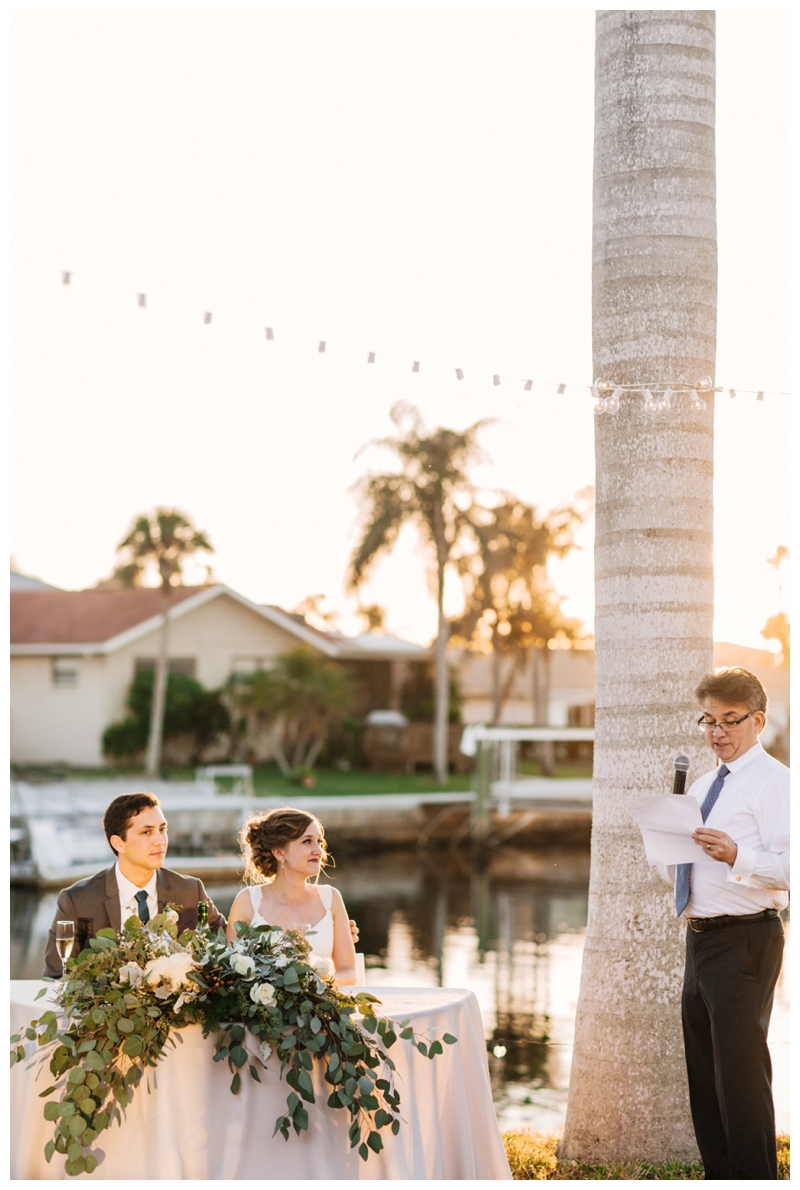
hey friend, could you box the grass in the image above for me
[501,1132,790,1180]
[12,760,591,796]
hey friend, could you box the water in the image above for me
[11,847,789,1135]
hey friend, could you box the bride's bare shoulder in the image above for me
[230,887,256,921]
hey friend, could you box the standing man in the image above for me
[664,668,789,1180]
[43,792,226,978]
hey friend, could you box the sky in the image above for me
[10,9,790,651]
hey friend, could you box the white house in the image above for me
[11,582,430,767]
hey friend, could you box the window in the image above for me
[231,657,273,675]
[52,658,79,687]
[135,658,197,679]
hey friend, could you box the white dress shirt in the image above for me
[115,863,158,926]
[661,740,790,917]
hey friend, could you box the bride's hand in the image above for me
[348,919,360,945]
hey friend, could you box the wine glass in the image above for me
[55,921,75,979]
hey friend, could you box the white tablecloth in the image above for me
[11,981,511,1180]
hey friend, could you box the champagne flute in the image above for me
[55,921,75,979]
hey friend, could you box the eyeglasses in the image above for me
[697,711,756,734]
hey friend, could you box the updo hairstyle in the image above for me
[240,806,329,884]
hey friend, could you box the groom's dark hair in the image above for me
[103,793,162,856]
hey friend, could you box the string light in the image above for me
[54,275,787,402]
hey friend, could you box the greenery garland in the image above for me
[11,909,456,1177]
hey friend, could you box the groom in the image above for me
[43,792,226,978]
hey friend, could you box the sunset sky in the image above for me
[11,9,789,651]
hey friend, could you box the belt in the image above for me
[686,908,780,933]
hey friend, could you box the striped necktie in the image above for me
[134,890,150,924]
[674,764,730,917]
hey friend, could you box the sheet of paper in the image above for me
[627,795,706,865]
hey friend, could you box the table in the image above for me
[11,981,512,1180]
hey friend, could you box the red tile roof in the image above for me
[11,587,203,645]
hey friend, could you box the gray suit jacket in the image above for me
[43,865,227,978]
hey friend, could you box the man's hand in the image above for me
[348,919,360,946]
[693,827,738,865]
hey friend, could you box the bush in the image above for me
[103,669,231,763]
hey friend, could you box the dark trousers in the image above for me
[682,914,784,1180]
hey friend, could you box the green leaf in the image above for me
[230,1045,248,1068]
[58,1101,76,1118]
[117,1018,135,1034]
[67,1115,87,1137]
[429,1040,443,1057]
[96,928,117,940]
[391,1118,400,1136]
[374,1109,392,1128]
[65,1157,86,1177]
[367,1130,383,1154]
[43,1101,60,1122]
[84,1155,98,1174]
[358,1075,374,1095]
[122,1035,143,1058]
[230,1024,245,1043]
[94,1111,110,1132]
[309,1016,322,1034]
[293,1106,308,1134]
[38,1084,57,1098]
[249,1064,261,1083]
[383,1029,397,1047]
[44,1140,55,1163]
[399,1027,413,1040]
[67,1067,86,1085]
[77,1039,97,1053]
[85,1049,106,1072]
[67,1143,83,1163]
[85,1073,100,1090]
[416,1041,428,1057]
[35,987,48,1001]
[26,1027,37,1041]
[296,1069,315,1102]
[359,1143,369,1162]
[443,1033,457,1045]
[230,1072,241,1094]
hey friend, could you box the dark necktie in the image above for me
[134,890,150,924]
[674,764,730,916]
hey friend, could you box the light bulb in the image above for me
[659,388,674,412]
[691,394,707,411]
[695,376,713,391]
[604,387,623,414]
[642,389,659,413]
[593,397,606,416]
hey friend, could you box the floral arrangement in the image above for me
[11,908,456,1177]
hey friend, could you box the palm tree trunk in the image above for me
[491,646,502,726]
[561,11,717,1162]
[145,583,171,777]
[433,563,449,786]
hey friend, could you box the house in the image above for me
[10,581,431,767]
[452,642,790,755]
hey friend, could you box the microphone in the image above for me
[672,754,690,796]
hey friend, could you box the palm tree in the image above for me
[115,509,213,777]
[227,647,353,781]
[450,495,585,725]
[561,11,717,1163]
[348,401,490,784]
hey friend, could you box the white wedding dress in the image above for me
[247,882,334,959]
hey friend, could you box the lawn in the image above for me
[12,760,591,796]
[502,1132,790,1180]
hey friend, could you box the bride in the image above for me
[226,807,358,985]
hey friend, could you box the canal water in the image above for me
[11,847,789,1135]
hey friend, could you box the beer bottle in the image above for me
[197,901,209,927]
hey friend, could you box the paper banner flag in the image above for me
[524,380,533,391]
[265,327,274,340]
[557,383,566,395]
[493,375,500,386]
[368,352,375,363]
[137,294,146,308]
[455,368,464,380]
[412,361,420,373]
[204,313,212,325]
[319,341,326,353]
[62,271,71,285]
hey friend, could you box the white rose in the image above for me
[230,952,256,978]
[165,909,179,925]
[310,955,335,979]
[144,952,198,990]
[249,982,277,1007]
[118,961,144,988]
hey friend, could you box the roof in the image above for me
[10,584,431,661]
[11,587,201,646]
[10,570,60,592]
